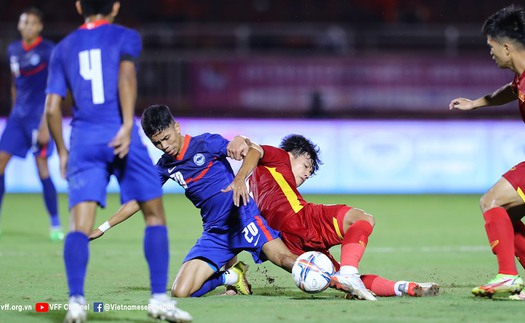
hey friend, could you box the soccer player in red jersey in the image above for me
[449,4,525,300]
[226,134,439,300]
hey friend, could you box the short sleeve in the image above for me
[204,133,229,156]
[260,145,289,166]
[155,158,170,186]
[120,29,142,63]
[45,46,68,98]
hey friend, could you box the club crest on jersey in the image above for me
[29,53,41,66]
[193,153,205,166]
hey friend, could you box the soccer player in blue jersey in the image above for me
[0,7,63,241]
[90,104,297,298]
[44,1,191,322]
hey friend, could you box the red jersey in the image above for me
[250,145,351,269]
[511,70,525,122]
[250,145,308,230]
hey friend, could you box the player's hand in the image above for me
[89,229,104,241]
[109,126,131,158]
[222,177,250,207]
[449,98,475,110]
[58,150,69,179]
[227,136,249,160]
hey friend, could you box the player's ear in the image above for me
[504,43,511,56]
[75,1,83,16]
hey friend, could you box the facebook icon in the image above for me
[94,302,104,312]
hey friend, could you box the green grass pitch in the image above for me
[0,193,523,322]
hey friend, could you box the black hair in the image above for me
[482,4,525,46]
[80,0,117,17]
[141,105,175,138]
[279,134,322,175]
[22,7,44,23]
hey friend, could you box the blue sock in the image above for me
[0,174,4,222]
[64,232,89,297]
[191,271,225,297]
[40,177,60,227]
[144,225,169,294]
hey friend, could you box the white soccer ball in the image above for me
[292,251,335,293]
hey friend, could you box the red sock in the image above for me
[483,207,517,275]
[360,274,396,296]
[340,220,373,268]
[513,219,525,270]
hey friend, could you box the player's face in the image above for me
[18,13,43,42]
[486,36,510,69]
[149,122,183,158]
[289,153,313,187]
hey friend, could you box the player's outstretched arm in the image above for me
[223,137,264,207]
[89,200,141,240]
[449,83,516,111]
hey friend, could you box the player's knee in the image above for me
[479,194,502,213]
[363,213,376,227]
[171,283,191,298]
[346,208,375,227]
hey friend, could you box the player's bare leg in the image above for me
[262,238,297,272]
[171,259,216,297]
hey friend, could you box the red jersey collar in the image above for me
[80,19,110,30]
[176,135,192,161]
[22,36,42,51]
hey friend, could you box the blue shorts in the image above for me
[67,138,162,209]
[183,214,280,270]
[0,115,54,158]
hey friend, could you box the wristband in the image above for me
[98,221,111,233]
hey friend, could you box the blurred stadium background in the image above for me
[0,0,523,194]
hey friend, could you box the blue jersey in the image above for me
[156,133,261,231]
[46,20,141,146]
[8,36,54,120]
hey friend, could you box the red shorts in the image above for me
[278,203,351,256]
[502,161,525,202]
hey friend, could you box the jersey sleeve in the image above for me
[43,41,55,63]
[204,133,229,156]
[120,28,142,63]
[45,46,68,97]
[155,158,170,186]
[7,43,14,64]
[260,145,289,166]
